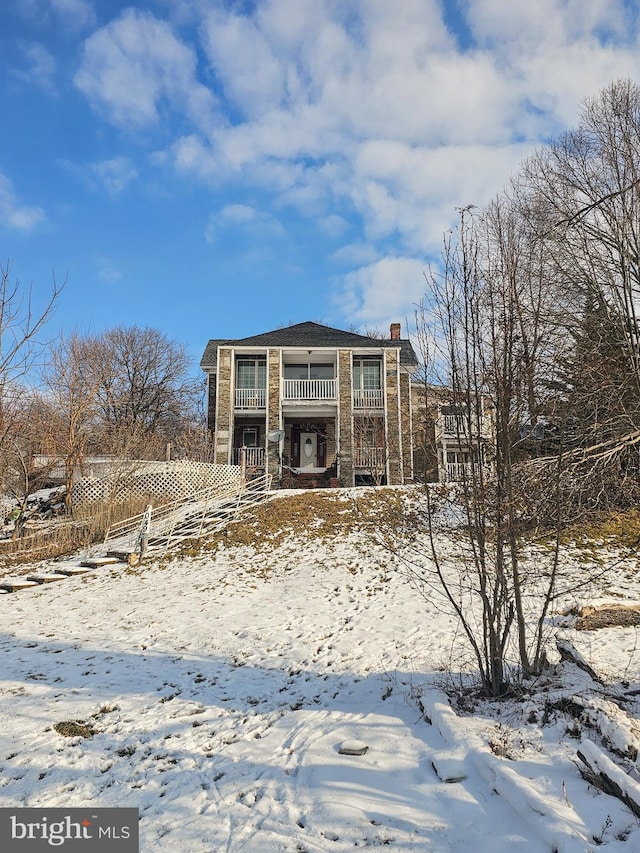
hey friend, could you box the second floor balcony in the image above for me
[235,388,266,409]
[282,378,337,401]
[234,379,385,408]
[353,388,384,409]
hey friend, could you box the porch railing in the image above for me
[353,389,384,408]
[441,413,493,439]
[235,388,266,409]
[442,414,467,436]
[282,379,337,401]
[445,462,473,482]
[232,447,266,467]
[354,447,385,468]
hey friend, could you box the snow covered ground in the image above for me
[1,486,640,851]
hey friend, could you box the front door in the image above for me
[300,432,317,468]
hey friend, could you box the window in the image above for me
[446,450,470,464]
[242,427,258,447]
[236,358,266,388]
[284,363,334,380]
[353,358,381,390]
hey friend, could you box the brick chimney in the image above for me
[390,322,401,340]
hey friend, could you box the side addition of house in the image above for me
[200,321,418,487]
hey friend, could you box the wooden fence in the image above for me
[71,460,242,507]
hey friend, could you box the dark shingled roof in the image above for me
[200,321,418,369]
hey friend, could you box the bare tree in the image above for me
[39,325,206,509]
[41,333,104,511]
[89,325,202,458]
[407,203,574,696]
[0,388,59,538]
[0,262,62,385]
[0,262,62,510]
[526,82,640,408]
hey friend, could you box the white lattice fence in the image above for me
[72,460,242,507]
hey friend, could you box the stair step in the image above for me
[26,573,68,584]
[106,550,141,566]
[56,566,92,576]
[80,557,120,569]
[0,578,40,591]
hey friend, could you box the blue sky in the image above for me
[2,0,640,368]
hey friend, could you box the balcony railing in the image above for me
[441,413,493,440]
[235,388,266,409]
[442,414,466,436]
[282,379,337,401]
[354,447,385,468]
[445,462,473,482]
[353,389,384,409]
[233,447,266,467]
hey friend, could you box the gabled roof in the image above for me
[200,321,418,369]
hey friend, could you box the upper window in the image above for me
[284,363,334,380]
[353,358,382,390]
[236,358,266,389]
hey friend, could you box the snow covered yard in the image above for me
[1,487,640,851]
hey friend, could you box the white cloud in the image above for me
[200,9,287,119]
[16,42,56,92]
[74,8,218,132]
[462,0,640,127]
[317,214,349,238]
[91,157,138,194]
[337,257,427,328]
[50,0,95,29]
[73,0,640,325]
[330,242,379,267]
[0,174,44,231]
[18,0,95,31]
[205,204,285,244]
[97,256,122,283]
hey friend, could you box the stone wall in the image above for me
[384,349,403,484]
[400,372,413,481]
[337,350,354,486]
[214,348,233,465]
[266,348,282,478]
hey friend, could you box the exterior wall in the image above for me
[399,372,414,481]
[325,418,337,468]
[384,349,403,484]
[411,382,439,483]
[410,382,495,483]
[266,348,282,478]
[206,372,216,433]
[214,347,233,465]
[337,350,354,486]
[208,337,420,488]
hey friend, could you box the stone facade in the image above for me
[266,348,281,476]
[214,348,233,465]
[337,349,354,486]
[384,349,403,483]
[201,322,419,488]
[399,372,414,481]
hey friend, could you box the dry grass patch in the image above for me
[566,509,640,551]
[196,488,421,553]
[53,720,95,738]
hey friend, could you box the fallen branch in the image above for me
[556,638,603,684]
[577,739,640,819]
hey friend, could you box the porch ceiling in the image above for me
[281,403,337,417]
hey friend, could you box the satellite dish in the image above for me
[268,429,284,443]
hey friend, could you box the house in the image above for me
[411,383,495,483]
[200,321,418,487]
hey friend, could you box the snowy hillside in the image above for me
[1,486,640,851]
